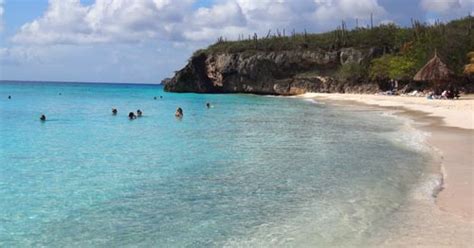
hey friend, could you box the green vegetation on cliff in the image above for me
[369,55,416,80]
[198,16,473,80]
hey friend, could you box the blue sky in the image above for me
[0,0,472,83]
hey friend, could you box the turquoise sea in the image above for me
[0,81,430,247]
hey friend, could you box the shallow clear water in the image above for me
[0,82,428,247]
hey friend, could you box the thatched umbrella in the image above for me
[465,64,474,75]
[414,51,453,82]
[464,51,474,75]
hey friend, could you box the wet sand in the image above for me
[300,93,474,246]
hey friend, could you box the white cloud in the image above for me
[236,0,315,23]
[193,1,246,28]
[380,19,395,25]
[182,1,248,41]
[12,0,389,45]
[0,45,50,66]
[420,0,473,13]
[12,0,193,45]
[314,0,386,20]
[231,0,386,35]
[0,0,4,32]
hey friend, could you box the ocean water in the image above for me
[0,81,430,247]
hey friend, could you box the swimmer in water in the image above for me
[137,109,143,117]
[206,102,211,108]
[112,108,118,115]
[40,114,46,121]
[175,107,183,117]
[128,112,137,120]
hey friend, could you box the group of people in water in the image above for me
[5,94,212,122]
[127,109,143,120]
[119,105,202,119]
[39,104,209,121]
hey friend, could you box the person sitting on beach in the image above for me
[175,107,183,117]
[426,91,434,100]
[112,108,118,115]
[40,114,46,121]
[446,90,454,100]
[454,88,460,100]
[137,109,143,117]
[441,90,448,99]
[128,112,137,120]
[206,102,211,108]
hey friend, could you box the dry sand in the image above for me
[300,93,474,246]
[304,93,474,130]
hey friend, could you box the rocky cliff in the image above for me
[164,48,384,95]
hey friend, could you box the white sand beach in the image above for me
[301,93,474,246]
[303,93,474,130]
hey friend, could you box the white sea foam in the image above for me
[262,94,283,98]
[303,98,323,105]
[410,172,444,202]
[297,92,320,98]
[378,110,445,203]
[379,110,430,153]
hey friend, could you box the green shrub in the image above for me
[336,63,368,81]
[369,55,416,80]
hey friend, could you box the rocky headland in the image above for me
[164,17,473,95]
[164,48,384,95]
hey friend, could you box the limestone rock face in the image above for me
[164,48,380,95]
[340,48,365,65]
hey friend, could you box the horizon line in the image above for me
[0,79,163,85]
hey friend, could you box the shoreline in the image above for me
[299,93,474,246]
